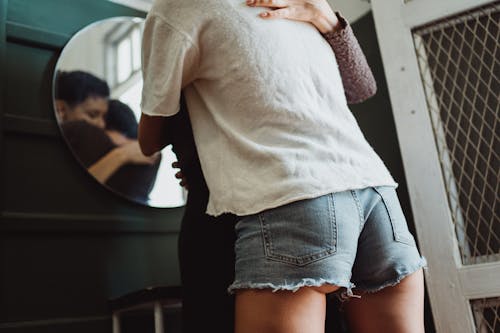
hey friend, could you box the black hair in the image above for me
[55,70,110,107]
[105,99,138,139]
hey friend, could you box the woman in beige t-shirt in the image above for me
[139,1,425,332]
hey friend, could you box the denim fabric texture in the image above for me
[228,186,427,297]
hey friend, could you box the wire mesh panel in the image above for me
[412,2,499,265]
[471,297,500,333]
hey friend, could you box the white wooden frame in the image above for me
[371,0,500,332]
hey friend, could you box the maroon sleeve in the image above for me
[322,12,377,104]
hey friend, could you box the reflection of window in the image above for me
[117,38,132,82]
[105,21,142,89]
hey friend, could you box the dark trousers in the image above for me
[178,187,238,333]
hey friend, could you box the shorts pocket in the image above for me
[259,194,337,266]
[373,186,416,246]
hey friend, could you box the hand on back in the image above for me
[246,0,340,33]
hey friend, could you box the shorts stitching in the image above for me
[373,186,415,246]
[327,193,337,251]
[259,213,273,257]
[350,190,364,231]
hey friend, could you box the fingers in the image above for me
[247,0,336,32]
[246,0,292,20]
[179,179,188,189]
[175,171,188,189]
[247,1,304,22]
[173,161,189,189]
[246,0,287,8]
[259,7,291,19]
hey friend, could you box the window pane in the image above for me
[117,38,132,83]
[132,28,141,71]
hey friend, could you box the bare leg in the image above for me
[235,285,339,333]
[344,269,425,333]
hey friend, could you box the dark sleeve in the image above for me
[61,120,116,168]
[106,156,161,203]
[61,120,161,203]
[322,12,377,104]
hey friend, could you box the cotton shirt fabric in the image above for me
[141,0,398,216]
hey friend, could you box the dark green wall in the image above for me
[0,1,183,332]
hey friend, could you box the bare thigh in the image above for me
[235,285,339,333]
[344,269,425,333]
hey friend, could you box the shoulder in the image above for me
[147,0,205,31]
[60,121,116,167]
[145,1,208,49]
[61,120,110,143]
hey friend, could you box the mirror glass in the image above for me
[53,17,186,208]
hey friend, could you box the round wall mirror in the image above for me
[53,17,186,208]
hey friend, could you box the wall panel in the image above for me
[0,1,182,331]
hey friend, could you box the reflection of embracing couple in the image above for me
[54,70,160,203]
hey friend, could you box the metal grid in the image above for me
[412,2,500,265]
[471,297,500,333]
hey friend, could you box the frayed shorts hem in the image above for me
[227,278,354,295]
[351,256,428,295]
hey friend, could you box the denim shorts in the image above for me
[227,186,427,297]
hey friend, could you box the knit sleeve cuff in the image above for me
[322,11,349,40]
[321,12,377,104]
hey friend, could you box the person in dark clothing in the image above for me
[164,98,239,332]
[55,71,160,203]
[55,71,159,190]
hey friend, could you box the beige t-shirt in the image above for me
[141,0,398,216]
